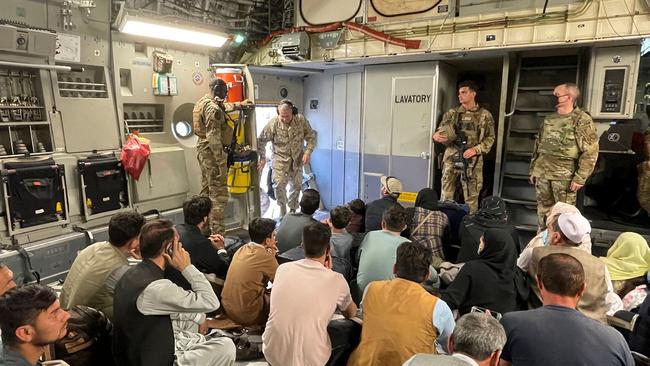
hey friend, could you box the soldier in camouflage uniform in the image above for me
[257,100,316,217]
[193,78,251,235]
[529,83,599,229]
[432,81,495,213]
[638,128,650,213]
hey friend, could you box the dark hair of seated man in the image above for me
[183,195,212,226]
[382,205,407,232]
[108,211,146,247]
[348,199,366,215]
[300,189,321,215]
[330,206,352,230]
[395,242,432,283]
[249,217,277,244]
[139,219,176,259]
[538,253,585,297]
[302,222,332,258]
[0,284,70,363]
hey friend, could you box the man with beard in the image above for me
[0,284,70,365]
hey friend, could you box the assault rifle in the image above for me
[451,131,469,183]
[450,109,469,183]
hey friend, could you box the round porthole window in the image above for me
[173,120,192,138]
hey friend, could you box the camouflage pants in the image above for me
[198,147,229,235]
[535,178,576,228]
[441,156,483,214]
[272,164,302,215]
[638,162,650,213]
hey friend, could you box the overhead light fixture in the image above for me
[117,14,227,48]
[231,33,246,45]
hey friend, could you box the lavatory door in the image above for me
[362,63,436,201]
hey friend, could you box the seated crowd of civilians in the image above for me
[1,174,649,366]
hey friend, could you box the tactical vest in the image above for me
[537,111,582,159]
[441,107,487,147]
[193,96,234,147]
[348,278,438,366]
[192,95,212,139]
[529,246,609,323]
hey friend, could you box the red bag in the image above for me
[121,133,151,180]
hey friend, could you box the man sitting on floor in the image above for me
[112,219,235,366]
[221,218,279,327]
[365,175,404,232]
[356,205,410,294]
[528,212,617,323]
[349,242,455,366]
[501,253,633,366]
[276,188,320,254]
[404,312,506,366]
[328,205,354,263]
[166,196,231,289]
[0,284,71,366]
[263,222,357,366]
[60,211,145,321]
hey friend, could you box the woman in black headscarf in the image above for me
[440,228,518,315]
[456,196,520,263]
[405,188,450,266]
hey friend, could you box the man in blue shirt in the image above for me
[500,253,634,366]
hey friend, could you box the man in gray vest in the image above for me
[529,83,599,229]
[403,312,506,366]
[528,212,612,323]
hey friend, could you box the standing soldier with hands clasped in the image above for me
[529,83,599,229]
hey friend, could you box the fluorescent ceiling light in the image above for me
[120,17,227,48]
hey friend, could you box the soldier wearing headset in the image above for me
[193,78,252,235]
[257,100,316,217]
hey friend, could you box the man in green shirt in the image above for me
[60,212,145,320]
[356,206,410,295]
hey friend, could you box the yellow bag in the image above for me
[228,160,251,194]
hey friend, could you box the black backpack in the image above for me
[52,305,114,366]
